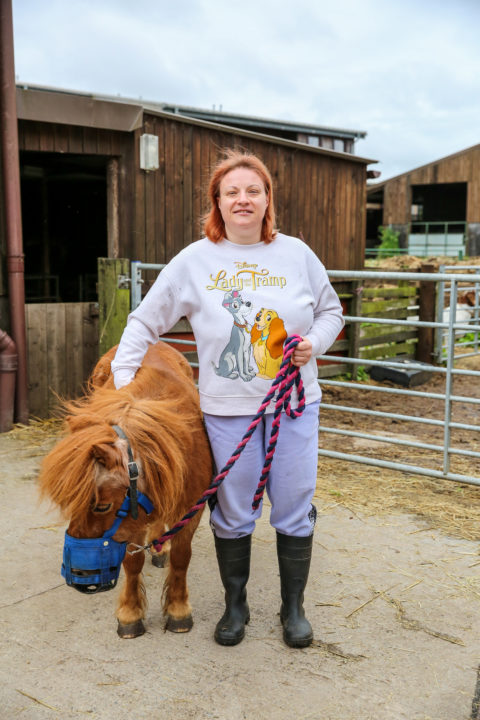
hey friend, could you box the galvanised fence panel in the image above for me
[130,263,480,488]
[320,270,480,488]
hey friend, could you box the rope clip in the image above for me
[126,542,150,556]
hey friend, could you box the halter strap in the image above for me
[112,424,140,519]
[103,491,154,540]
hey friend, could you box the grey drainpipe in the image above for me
[0,0,29,424]
[0,329,18,432]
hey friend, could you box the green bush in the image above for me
[376,226,400,259]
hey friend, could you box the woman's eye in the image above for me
[92,503,112,514]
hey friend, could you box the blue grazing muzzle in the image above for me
[62,491,154,594]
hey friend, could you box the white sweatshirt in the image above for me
[111,233,344,415]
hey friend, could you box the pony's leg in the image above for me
[148,528,171,568]
[163,518,200,633]
[116,550,147,639]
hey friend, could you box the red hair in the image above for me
[203,150,278,244]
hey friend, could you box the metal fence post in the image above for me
[474,269,480,353]
[435,265,446,362]
[442,279,458,476]
[348,281,362,381]
[130,261,143,311]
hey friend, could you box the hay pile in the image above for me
[366,255,480,272]
[5,417,63,442]
[316,459,480,542]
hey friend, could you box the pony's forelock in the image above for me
[38,366,203,524]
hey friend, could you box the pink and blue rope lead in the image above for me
[151,335,305,552]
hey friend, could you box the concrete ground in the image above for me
[1,428,479,720]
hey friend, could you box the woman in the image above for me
[111,150,344,648]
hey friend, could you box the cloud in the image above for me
[11,0,480,179]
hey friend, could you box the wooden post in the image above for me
[97,258,130,356]
[107,158,120,259]
[416,263,436,364]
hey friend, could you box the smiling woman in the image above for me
[110,149,345,648]
[216,167,270,245]
[203,150,277,245]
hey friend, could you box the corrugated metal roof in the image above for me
[17,82,366,138]
[15,82,376,165]
[152,103,367,140]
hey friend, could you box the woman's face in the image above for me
[217,167,269,243]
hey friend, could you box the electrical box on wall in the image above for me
[139,133,159,171]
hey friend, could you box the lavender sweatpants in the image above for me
[204,400,320,539]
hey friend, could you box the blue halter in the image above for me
[62,490,154,594]
[61,425,154,594]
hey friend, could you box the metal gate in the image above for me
[321,269,480,488]
[435,264,480,362]
[130,262,480,489]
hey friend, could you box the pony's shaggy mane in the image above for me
[38,365,204,522]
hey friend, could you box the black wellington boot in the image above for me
[276,532,314,648]
[214,534,251,646]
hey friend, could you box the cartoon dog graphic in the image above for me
[250,308,287,379]
[213,290,256,382]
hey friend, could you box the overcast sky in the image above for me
[11,0,480,180]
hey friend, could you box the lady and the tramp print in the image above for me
[212,288,287,382]
[206,261,287,293]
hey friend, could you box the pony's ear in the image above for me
[65,415,95,432]
[91,442,118,468]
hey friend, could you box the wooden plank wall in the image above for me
[15,115,367,277]
[25,302,98,417]
[383,145,480,225]
[133,115,367,276]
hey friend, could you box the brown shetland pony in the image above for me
[38,342,212,638]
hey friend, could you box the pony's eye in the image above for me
[92,503,113,514]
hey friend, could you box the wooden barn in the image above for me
[367,144,480,257]
[1,83,375,417]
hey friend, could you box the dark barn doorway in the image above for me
[20,152,108,302]
[411,182,467,225]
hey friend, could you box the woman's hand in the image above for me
[291,337,313,367]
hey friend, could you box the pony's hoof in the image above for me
[117,619,145,639]
[151,552,168,568]
[165,614,193,633]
